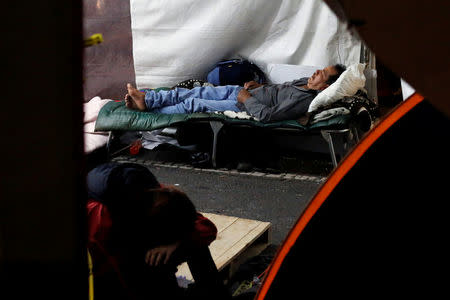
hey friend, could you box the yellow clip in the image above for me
[84,33,104,47]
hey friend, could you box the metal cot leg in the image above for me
[209,121,224,168]
[321,130,338,168]
[320,129,350,168]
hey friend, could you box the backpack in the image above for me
[207,58,266,86]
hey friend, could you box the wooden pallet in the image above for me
[176,213,272,283]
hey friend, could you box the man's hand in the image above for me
[237,89,252,103]
[145,241,181,267]
[244,81,262,90]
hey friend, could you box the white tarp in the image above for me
[130,0,361,89]
[401,79,416,100]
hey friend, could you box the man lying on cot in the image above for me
[124,64,346,123]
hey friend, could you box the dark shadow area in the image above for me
[376,59,403,116]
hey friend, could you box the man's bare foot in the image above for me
[124,83,146,111]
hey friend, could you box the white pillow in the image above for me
[307,63,366,113]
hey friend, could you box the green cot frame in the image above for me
[95,101,360,168]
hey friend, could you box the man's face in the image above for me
[308,66,338,90]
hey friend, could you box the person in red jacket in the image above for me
[86,162,226,300]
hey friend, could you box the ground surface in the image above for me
[109,148,333,296]
[112,154,328,246]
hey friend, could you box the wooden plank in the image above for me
[176,213,271,282]
[176,213,239,283]
[202,213,238,233]
[221,226,272,281]
[177,213,239,282]
[209,218,261,265]
[214,221,271,269]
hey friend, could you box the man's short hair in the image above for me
[326,64,347,85]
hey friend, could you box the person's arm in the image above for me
[243,98,299,122]
[144,212,217,266]
[239,91,313,122]
[87,200,112,250]
[145,240,181,266]
[189,212,218,247]
[282,77,309,86]
[244,81,264,90]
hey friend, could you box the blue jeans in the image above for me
[144,86,243,114]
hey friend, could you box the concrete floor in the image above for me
[109,149,332,295]
[112,155,327,247]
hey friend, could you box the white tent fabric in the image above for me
[265,64,318,84]
[130,0,361,89]
[401,79,415,100]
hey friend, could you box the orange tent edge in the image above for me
[256,93,424,300]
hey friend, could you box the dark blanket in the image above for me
[297,90,379,126]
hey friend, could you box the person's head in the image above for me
[307,64,346,90]
[141,185,197,245]
[87,162,160,212]
[91,163,197,244]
